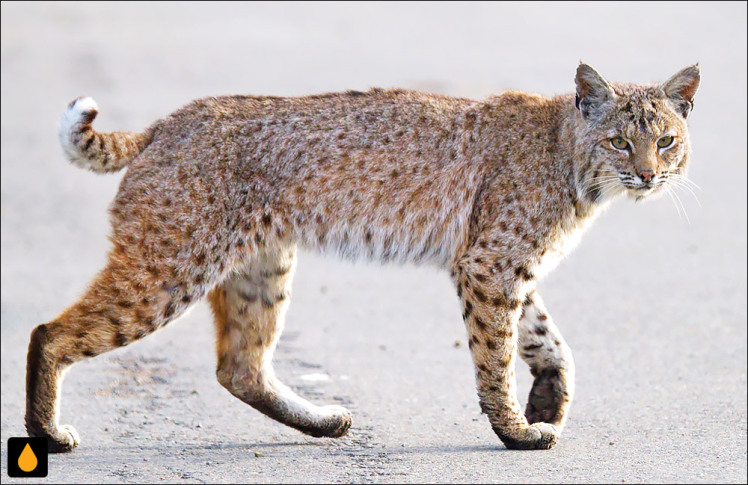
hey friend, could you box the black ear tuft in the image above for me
[575,63,616,120]
[662,64,700,118]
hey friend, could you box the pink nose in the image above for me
[639,170,655,183]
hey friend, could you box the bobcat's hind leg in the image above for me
[26,248,207,452]
[210,245,351,438]
[518,291,575,431]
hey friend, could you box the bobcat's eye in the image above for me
[657,135,674,148]
[611,138,629,150]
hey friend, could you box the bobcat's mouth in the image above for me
[617,173,665,199]
[623,179,672,202]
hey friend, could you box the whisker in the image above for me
[668,178,702,208]
[588,175,620,183]
[664,186,684,222]
[672,174,704,192]
[671,185,691,224]
[668,185,690,224]
[598,180,625,199]
[587,176,621,190]
[587,181,619,191]
[668,173,702,193]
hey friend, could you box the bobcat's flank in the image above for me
[27,63,699,451]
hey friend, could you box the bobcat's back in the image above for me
[117,89,494,267]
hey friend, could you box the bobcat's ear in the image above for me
[575,63,616,120]
[661,64,700,118]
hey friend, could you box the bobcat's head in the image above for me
[573,63,700,204]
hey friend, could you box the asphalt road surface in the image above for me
[1,3,746,483]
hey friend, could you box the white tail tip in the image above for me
[59,97,98,166]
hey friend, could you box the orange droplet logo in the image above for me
[18,443,38,472]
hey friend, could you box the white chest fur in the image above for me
[532,207,603,280]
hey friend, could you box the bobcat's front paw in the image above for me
[28,423,80,453]
[493,422,559,450]
[525,368,571,427]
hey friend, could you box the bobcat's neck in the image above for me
[553,96,618,221]
[519,96,615,279]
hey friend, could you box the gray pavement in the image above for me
[1,2,746,483]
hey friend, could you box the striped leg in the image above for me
[518,291,575,430]
[454,258,558,450]
[210,245,351,438]
[26,249,205,452]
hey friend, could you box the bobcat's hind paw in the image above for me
[297,405,352,438]
[316,405,352,438]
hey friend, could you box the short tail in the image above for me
[59,97,152,173]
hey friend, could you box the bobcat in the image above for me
[26,63,700,452]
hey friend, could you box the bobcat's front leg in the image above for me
[453,258,558,450]
[518,291,575,430]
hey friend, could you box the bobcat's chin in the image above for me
[626,184,666,202]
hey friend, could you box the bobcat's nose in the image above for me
[638,169,655,183]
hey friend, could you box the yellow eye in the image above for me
[611,138,629,150]
[657,136,674,148]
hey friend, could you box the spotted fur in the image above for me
[26,63,699,452]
